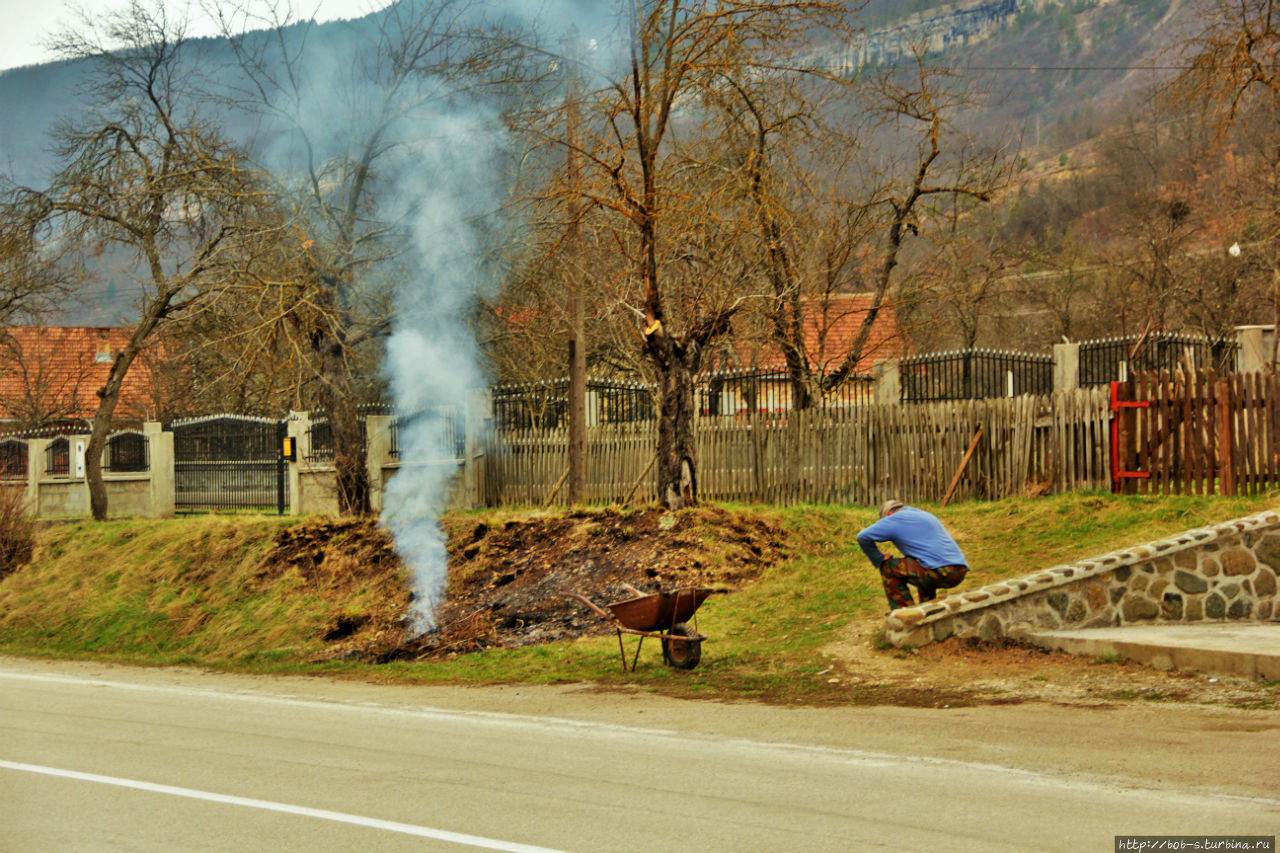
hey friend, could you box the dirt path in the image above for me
[821,614,1280,708]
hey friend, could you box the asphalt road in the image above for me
[2,657,1277,852]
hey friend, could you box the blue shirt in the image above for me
[857,506,968,570]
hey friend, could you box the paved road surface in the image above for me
[2,657,1277,851]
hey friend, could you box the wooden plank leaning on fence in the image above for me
[940,428,982,508]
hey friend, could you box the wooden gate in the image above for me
[1110,371,1280,496]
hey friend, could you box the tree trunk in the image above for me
[87,305,168,521]
[314,330,370,516]
[655,355,698,509]
[86,358,139,520]
[86,391,121,522]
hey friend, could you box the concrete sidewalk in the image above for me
[1027,623,1280,681]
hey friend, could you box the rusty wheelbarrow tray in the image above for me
[563,585,711,672]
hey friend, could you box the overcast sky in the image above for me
[0,0,393,72]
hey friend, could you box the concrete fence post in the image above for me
[1235,326,1268,373]
[364,415,392,514]
[145,421,174,518]
[1053,342,1080,392]
[287,411,308,515]
[24,437,42,516]
[873,359,900,405]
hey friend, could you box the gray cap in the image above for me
[879,499,904,518]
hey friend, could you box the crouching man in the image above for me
[857,499,968,611]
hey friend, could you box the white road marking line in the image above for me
[0,759,566,853]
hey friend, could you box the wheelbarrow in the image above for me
[563,584,711,672]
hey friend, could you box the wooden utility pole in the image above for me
[565,31,586,506]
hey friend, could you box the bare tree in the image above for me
[11,2,268,519]
[706,62,873,411]
[1172,0,1280,126]
[721,50,1008,407]
[1012,238,1108,345]
[918,205,1020,351]
[1169,0,1280,365]
[211,0,503,515]
[512,0,861,507]
[0,203,70,327]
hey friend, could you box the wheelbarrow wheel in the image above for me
[661,623,701,670]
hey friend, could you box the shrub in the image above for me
[0,484,34,580]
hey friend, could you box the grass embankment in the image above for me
[0,492,1275,701]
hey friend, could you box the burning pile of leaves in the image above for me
[259,506,786,664]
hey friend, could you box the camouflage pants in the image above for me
[879,556,967,610]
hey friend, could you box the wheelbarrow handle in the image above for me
[560,591,615,622]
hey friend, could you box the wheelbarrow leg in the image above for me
[630,635,644,672]
[616,629,627,673]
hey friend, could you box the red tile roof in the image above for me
[729,294,908,375]
[0,326,160,423]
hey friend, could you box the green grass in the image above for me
[0,492,1277,699]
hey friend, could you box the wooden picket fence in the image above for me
[1112,370,1280,496]
[477,386,1115,508]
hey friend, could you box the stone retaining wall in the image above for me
[883,510,1280,648]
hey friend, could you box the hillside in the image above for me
[847,0,1200,159]
[0,0,1241,355]
[0,0,1193,182]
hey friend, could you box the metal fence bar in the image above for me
[306,418,333,464]
[1079,333,1239,386]
[45,437,70,476]
[900,349,1053,402]
[697,370,875,419]
[491,378,657,429]
[169,416,287,514]
[103,431,150,472]
[388,407,465,460]
[0,439,27,478]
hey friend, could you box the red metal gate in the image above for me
[1109,371,1279,496]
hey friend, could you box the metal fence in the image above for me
[45,437,70,476]
[900,349,1054,402]
[304,417,341,464]
[0,428,149,477]
[698,369,875,418]
[302,404,395,464]
[492,379,656,429]
[169,415,287,514]
[0,439,26,478]
[1079,333,1238,386]
[389,407,465,460]
[103,431,149,472]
